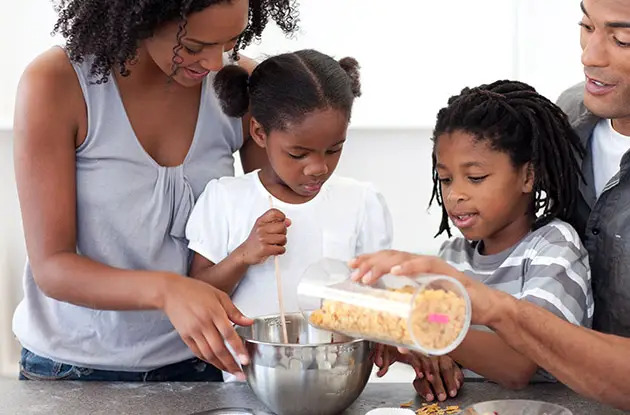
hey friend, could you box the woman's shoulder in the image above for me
[15,47,86,146]
[19,47,84,119]
[21,47,79,94]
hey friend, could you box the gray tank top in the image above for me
[12,53,242,371]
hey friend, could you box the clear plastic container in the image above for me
[297,258,472,355]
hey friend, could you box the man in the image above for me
[557,0,630,338]
[350,2,630,410]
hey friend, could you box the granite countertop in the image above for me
[0,379,625,415]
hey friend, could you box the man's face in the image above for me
[580,0,630,121]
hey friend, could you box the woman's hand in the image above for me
[161,275,253,379]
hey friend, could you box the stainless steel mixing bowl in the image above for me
[235,313,373,415]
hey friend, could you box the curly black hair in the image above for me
[213,49,361,131]
[52,0,299,84]
[429,80,585,238]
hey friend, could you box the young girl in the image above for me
[185,49,392,350]
[359,80,594,399]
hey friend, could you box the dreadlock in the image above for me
[429,80,585,238]
[52,0,299,84]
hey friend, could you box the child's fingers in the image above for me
[265,245,286,257]
[454,364,464,389]
[262,233,288,246]
[258,208,287,223]
[380,346,392,374]
[262,222,289,235]
[376,347,395,377]
[438,356,460,398]
[427,358,447,402]
[400,351,425,379]
[397,346,411,356]
[413,377,436,403]
[374,343,385,367]
[418,355,436,382]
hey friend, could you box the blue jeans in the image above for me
[19,348,222,382]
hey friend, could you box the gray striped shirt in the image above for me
[439,219,593,382]
[439,219,594,327]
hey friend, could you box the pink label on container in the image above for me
[428,313,450,324]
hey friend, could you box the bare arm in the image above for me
[190,251,249,294]
[188,209,290,293]
[450,329,538,390]
[350,251,630,410]
[489,291,630,409]
[13,48,251,374]
[14,48,172,310]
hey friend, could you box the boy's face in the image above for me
[251,108,348,202]
[435,130,534,254]
[580,0,630,123]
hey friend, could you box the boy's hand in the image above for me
[238,209,291,265]
[372,344,463,402]
[412,355,463,402]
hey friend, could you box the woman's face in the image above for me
[144,0,249,87]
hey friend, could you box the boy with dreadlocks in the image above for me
[429,80,594,386]
[371,80,594,394]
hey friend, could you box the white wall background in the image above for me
[0,0,584,129]
[0,0,585,378]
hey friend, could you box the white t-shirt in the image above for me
[185,171,393,319]
[591,118,630,198]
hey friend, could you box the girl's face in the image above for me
[144,0,249,87]
[251,108,348,203]
[435,130,535,254]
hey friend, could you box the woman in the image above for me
[12,0,297,382]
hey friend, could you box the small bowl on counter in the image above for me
[461,399,573,415]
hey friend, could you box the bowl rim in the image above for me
[236,312,369,348]
[463,399,573,413]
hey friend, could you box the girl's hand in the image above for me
[161,275,254,379]
[238,209,291,265]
